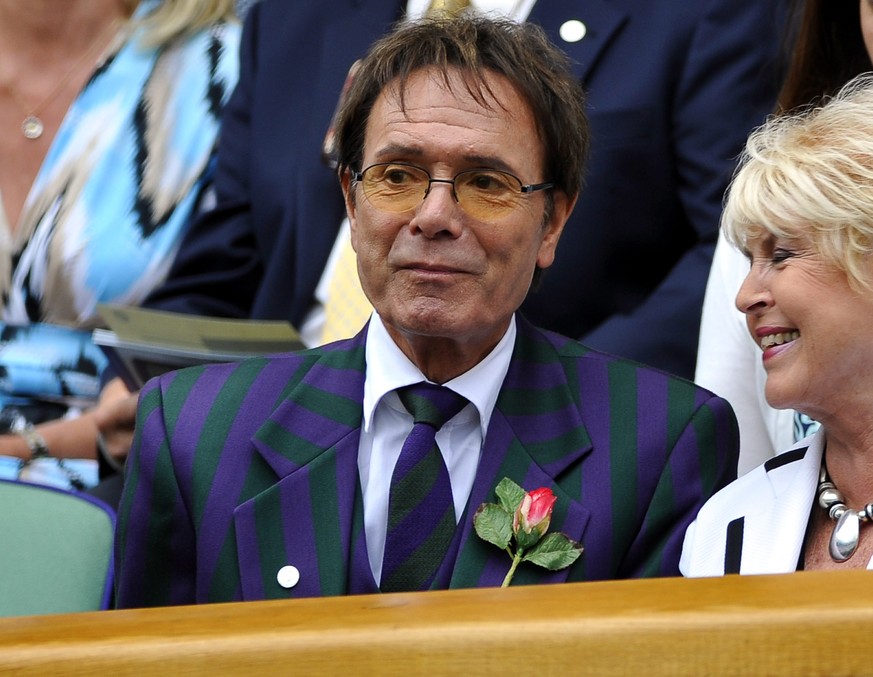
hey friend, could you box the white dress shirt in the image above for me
[406,0,534,21]
[359,313,515,581]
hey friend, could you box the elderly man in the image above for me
[114,15,738,607]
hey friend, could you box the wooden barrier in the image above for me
[1,569,871,675]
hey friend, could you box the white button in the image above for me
[277,565,300,589]
[559,20,587,43]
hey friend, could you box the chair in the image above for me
[0,478,116,617]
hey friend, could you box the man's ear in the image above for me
[536,190,577,269]
[340,169,359,250]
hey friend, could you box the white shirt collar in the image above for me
[363,312,516,438]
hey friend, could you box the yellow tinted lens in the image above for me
[455,170,522,219]
[361,164,428,212]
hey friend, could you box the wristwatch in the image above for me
[19,424,51,461]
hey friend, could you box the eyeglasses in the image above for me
[351,162,554,221]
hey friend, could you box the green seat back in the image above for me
[0,479,115,617]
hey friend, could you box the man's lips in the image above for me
[398,260,476,276]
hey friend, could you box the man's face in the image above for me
[343,67,574,363]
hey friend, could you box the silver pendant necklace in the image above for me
[20,115,44,140]
[1,18,120,140]
[817,464,873,561]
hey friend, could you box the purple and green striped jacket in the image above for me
[114,316,737,607]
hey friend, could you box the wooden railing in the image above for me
[1,569,871,675]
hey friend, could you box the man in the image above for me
[114,15,738,607]
[146,0,788,380]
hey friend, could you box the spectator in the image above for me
[695,0,872,475]
[0,0,240,489]
[114,15,738,607]
[84,0,788,500]
[682,74,873,575]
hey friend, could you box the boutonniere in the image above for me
[473,477,583,587]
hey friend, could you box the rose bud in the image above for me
[513,487,556,549]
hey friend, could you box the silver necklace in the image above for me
[1,19,120,140]
[817,464,873,561]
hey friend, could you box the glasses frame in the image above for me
[350,162,554,217]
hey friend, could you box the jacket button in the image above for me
[560,20,587,43]
[277,565,300,589]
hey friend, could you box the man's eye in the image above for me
[384,169,415,185]
[466,172,512,194]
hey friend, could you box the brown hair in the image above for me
[333,14,589,202]
[777,0,871,113]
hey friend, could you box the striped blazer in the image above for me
[680,429,873,575]
[115,316,738,607]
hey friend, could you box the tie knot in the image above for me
[425,0,472,18]
[397,382,467,429]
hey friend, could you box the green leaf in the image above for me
[473,502,513,550]
[522,532,584,571]
[495,477,525,514]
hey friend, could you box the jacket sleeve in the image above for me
[621,390,739,578]
[114,372,198,608]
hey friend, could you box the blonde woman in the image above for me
[682,74,873,574]
[0,0,240,489]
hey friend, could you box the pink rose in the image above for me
[474,478,582,587]
[513,487,556,545]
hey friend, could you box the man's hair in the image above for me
[723,72,873,293]
[334,14,589,201]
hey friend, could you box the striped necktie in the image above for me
[381,382,468,592]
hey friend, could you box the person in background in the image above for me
[0,0,240,490]
[114,15,738,608]
[695,0,873,475]
[681,73,873,575]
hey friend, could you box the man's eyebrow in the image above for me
[370,145,518,174]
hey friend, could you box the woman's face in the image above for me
[735,232,873,423]
[861,0,873,62]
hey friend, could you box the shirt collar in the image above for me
[362,313,516,439]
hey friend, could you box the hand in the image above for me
[92,377,138,466]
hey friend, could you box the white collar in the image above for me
[362,312,516,439]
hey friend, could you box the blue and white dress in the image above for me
[0,3,241,488]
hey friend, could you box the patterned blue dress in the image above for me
[0,3,241,488]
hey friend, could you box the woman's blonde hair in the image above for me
[722,72,873,293]
[124,0,239,48]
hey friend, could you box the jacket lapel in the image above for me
[450,319,593,588]
[233,335,368,600]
